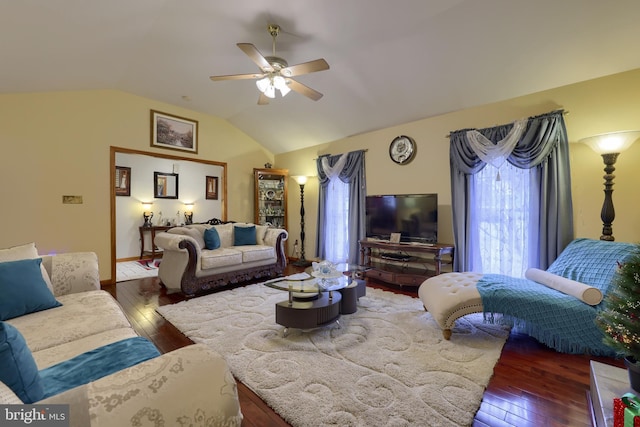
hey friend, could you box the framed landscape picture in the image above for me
[206,176,218,200]
[115,166,131,196]
[151,110,198,154]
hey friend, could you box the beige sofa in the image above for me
[155,223,288,297]
[0,245,242,426]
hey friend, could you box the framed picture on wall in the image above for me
[150,110,198,154]
[115,166,131,196]
[154,172,179,199]
[206,176,218,200]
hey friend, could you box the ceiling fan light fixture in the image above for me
[273,75,290,96]
[256,77,270,92]
[279,84,291,97]
[264,84,276,99]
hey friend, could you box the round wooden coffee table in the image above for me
[265,275,348,337]
[274,292,342,337]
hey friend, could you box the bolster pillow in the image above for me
[524,268,603,305]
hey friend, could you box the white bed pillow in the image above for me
[525,268,603,305]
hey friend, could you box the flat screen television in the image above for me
[365,194,438,243]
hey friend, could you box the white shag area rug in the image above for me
[156,274,509,427]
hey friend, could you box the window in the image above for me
[323,177,350,263]
[471,162,532,277]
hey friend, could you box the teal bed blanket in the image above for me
[39,336,160,399]
[477,238,635,356]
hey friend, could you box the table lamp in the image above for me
[142,202,153,227]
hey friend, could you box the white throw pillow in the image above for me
[0,242,54,293]
[255,225,268,245]
[214,223,234,248]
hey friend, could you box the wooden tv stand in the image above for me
[359,240,454,287]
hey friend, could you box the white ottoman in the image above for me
[418,272,484,339]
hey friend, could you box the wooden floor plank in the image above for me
[104,266,623,426]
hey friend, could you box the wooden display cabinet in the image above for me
[254,168,288,229]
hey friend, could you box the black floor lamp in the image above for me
[291,175,312,267]
[580,131,640,241]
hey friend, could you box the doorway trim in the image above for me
[109,146,227,284]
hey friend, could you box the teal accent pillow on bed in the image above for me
[0,321,44,403]
[0,258,62,321]
[234,225,257,246]
[204,227,221,249]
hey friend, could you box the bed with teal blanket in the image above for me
[419,238,636,356]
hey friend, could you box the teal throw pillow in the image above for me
[0,258,62,321]
[203,227,221,250]
[234,225,257,246]
[0,321,44,403]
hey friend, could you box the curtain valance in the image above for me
[317,150,366,184]
[450,110,567,174]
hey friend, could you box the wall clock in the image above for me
[389,135,416,164]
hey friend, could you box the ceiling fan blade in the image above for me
[237,43,274,73]
[281,59,329,77]
[210,72,264,81]
[257,92,270,105]
[287,79,323,101]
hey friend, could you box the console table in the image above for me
[139,226,173,259]
[359,240,454,287]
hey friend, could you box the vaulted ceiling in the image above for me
[2,1,640,154]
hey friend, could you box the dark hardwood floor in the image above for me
[104,265,623,427]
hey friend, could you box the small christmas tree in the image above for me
[595,244,640,361]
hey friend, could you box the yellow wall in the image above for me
[0,90,273,281]
[277,69,640,261]
[2,69,639,280]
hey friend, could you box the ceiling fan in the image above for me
[210,24,329,105]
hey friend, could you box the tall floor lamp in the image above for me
[291,175,312,267]
[580,130,640,241]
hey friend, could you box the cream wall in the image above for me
[276,69,640,262]
[0,90,273,281]
[2,70,638,280]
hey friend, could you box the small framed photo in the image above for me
[115,166,131,196]
[390,232,401,243]
[151,110,198,154]
[206,176,219,200]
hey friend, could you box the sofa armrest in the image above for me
[40,252,100,297]
[264,228,288,247]
[155,233,203,292]
[154,232,201,256]
[264,228,288,272]
[38,344,242,427]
